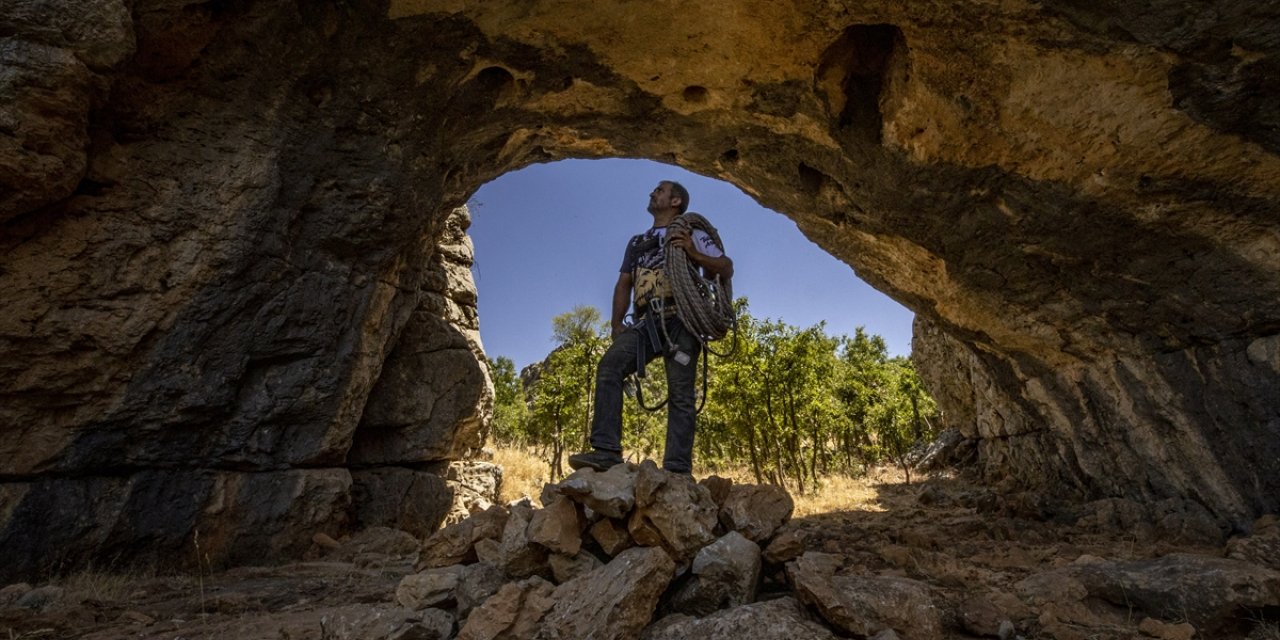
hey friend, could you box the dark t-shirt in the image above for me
[619,226,721,308]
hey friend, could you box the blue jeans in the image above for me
[589,315,702,473]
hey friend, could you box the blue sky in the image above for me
[467,159,914,370]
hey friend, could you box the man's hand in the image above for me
[611,323,627,339]
[667,228,694,255]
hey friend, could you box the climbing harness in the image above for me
[626,212,738,414]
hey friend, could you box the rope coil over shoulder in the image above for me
[664,212,734,342]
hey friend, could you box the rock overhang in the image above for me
[0,0,1277,577]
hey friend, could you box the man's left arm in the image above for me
[670,229,734,280]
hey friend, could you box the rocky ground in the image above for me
[2,464,1278,640]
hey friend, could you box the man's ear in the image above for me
[671,196,684,210]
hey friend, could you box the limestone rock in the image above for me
[444,461,504,526]
[15,585,64,611]
[2,0,1280,576]
[456,562,507,619]
[527,496,585,556]
[959,593,1016,638]
[699,475,734,508]
[498,501,550,579]
[396,565,465,610]
[642,597,837,640]
[0,583,32,606]
[669,531,761,616]
[1138,618,1196,640]
[719,483,794,543]
[417,504,509,570]
[352,468,453,538]
[628,462,718,562]
[328,526,419,564]
[1057,553,1280,633]
[763,528,806,564]
[1226,515,1280,571]
[456,576,556,640]
[789,552,943,640]
[558,464,638,519]
[535,546,676,640]
[549,551,603,584]
[590,518,635,557]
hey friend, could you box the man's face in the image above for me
[647,182,678,214]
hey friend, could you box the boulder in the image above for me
[763,528,805,564]
[558,464,638,519]
[549,551,603,584]
[719,483,794,543]
[788,552,943,640]
[642,597,837,640]
[527,496,586,556]
[590,518,634,557]
[699,476,734,508]
[535,546,676,640]
[396,565,466,610]
[443,461,504,526]
[417,504,509,570]
[1226,515,1280,571]
[456,562,507,618]
[1031,553,1280,634]
[670,531,762,616]
[497,500,550,579]
[456,576,556,640]
[628,462,718,562]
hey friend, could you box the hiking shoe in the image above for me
[568,449,624,472]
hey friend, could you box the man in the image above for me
[568,181,733,475]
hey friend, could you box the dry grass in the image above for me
[492,445,550,504]
[59,569,149,603]
[490,444,907,517]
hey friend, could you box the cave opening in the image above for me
[465,158,916,372]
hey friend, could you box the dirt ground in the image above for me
[2,469,1277,640]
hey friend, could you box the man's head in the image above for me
[647,180,690,216]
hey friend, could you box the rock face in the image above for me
[1,0,1279,573]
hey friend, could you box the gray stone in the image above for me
[498,501,550,579]
[1020,553,1280,634]
[535,546,676,640]
[456,562,507,618]
[527,496,585,556]
[1226,514,1280,570]
[628,462,718,562]
[642,597,837,640]
[670,531,762,616]
[456,576,555,640]
[558,464,638,519]
[763,528,805,564]
[396,565,466,610]
[417,504,508,570]
[789,552,943,640]
[549,551,603,584]
[15,585,64,611]
[3,0,1280,578]
[720,483,794,543]
[589,518,634,557]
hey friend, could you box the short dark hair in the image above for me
[667,180,690,214]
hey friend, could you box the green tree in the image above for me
[488,355,529,444]
[526,305,608,480]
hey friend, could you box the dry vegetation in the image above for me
[491,444,899,517]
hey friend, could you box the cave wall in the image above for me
[0,0,1277,575]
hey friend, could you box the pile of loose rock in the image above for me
[394,460,933,640]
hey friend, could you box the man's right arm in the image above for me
[611,272,633,337]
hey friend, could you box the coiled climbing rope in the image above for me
[664,212,735,343]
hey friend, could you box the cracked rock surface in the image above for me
[1,0,1278,575]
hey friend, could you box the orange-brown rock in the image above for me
[2,0,1279,577]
